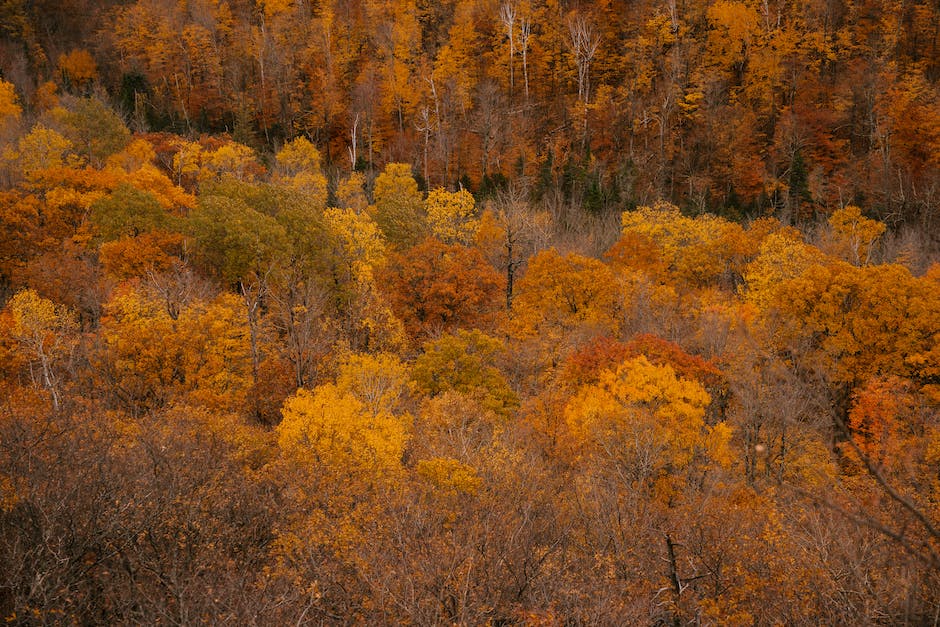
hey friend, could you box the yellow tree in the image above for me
[4,124,73,182]
[425,187,478,245]
[370,0,422,135]
[826,205,886,266]
[335,352,411,417]
[274,136,328,207]
[619,202,753,289]
[6,289,75,410]
[98,285,253,415]
[199,140,263,183]
[57,49,99,93]
[0,79,22,140]
[278,382,410,474]
[412,329,518,417]
[742,227,820,311]
[767,261,940,397]
[565,355,731,493]
[511,248,620,342]
[177,294,254,414]
[97,284,184,413]
[336,172,369,213]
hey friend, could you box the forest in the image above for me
[0,0,939,624]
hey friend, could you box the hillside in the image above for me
[1,0,939,624]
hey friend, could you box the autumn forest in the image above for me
[0,0,939,623]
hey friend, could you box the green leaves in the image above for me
[189,194,288,284]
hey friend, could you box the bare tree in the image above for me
[519,14,532,103]
[567,14,601,105]
[499,2,517,100]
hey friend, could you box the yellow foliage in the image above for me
[100,287,252,413]
[565,356,728,476]
[277,384,410,472]
[374,163,420,205]
[200,141,259,182]
[105,138,157,172]
[120,163,197,211]
[336,172,369,212]
[335,352,410,415]
[44,185,106,214]
[5,124,73,180]
[767,261,940,388]
[432,5,478,111]
[370,162,426,248]
[416,457,482,496]
[275,137,328,206]
[172,140,203,182]
[827,205,886,265]
[276,136,321,173]
[511,248,621,340]
[620,202,751,287]
[33,81,60,112]
[0,79,22,130]
[742,228,820,311]
[8,288,75,351]
[425,187,478,245]
[474,208,505,254]
[706,1,761,71]
[178,294,253,412]
[324,206,388,283]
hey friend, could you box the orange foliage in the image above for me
[98,231,186,280]
[379,237,505,341]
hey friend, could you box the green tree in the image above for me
[371,163,426,249]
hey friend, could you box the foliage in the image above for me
[380,237,504,340]
[565,356,730,481]
[370,163,426,249]
[0,3,939,622]
[425,187,478,245]
[511,248,620,340]
[412,329,518,416]
[277,383,410,473]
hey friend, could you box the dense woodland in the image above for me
[1,0,939,624]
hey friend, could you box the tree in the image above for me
[189,193,289,418]
[568,13,601,106]
[370,162,426,249]
[90,183,174,242]
[336,352,411,416]
[412,329,518,416]
[474,185,552,310]
[619,202,753,289]
[273,136,328,206]
[0,79,22,138]
[199,140,263,183]
[425,187,478,245]
[845,376,911,468]
[380,237,504,341]
[5,289,75,410]
[768,261,940,391]
[742,227,820,311]
[57,49,99,93]
[188,194,288,287]
[277,383,410,473]
[510,248,620,342]
[52,97,131,166]
[98,230,186,280]
[565,355,731,491]
[4,124,73,182]
[826,205,886,266]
